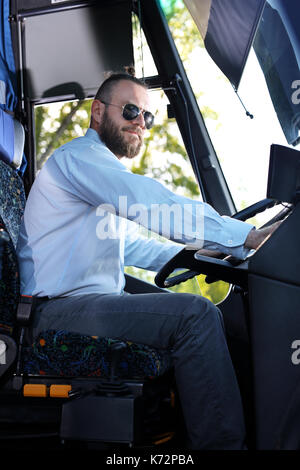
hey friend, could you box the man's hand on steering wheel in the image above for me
[190,221,282,263]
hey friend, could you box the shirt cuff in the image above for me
[203,217,255,259]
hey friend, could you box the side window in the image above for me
[35,99,91,171]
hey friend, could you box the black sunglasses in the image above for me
[101,101,154,129]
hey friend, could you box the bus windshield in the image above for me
[161,0,300,221]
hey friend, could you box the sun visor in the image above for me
[19,2,134,101]
[183,0,266,90]
[253,0,300,146]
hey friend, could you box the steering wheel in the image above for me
[155,198,291,289]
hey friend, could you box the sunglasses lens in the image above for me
[123,104,139,120]
[144,111,154,129]
[123,104,154,129]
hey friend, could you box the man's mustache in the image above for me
[122,126,143,139]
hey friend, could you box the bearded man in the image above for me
[17,71,278,450]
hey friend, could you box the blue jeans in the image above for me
[32,292,246,450]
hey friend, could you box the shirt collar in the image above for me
[85,127,103,144]
[84,127,122,163]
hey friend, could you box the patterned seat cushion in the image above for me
[0,159,172,379]
[22,329,172,378]
[0,155,24,334]
[0,160,26,248]
[0,218,19,334]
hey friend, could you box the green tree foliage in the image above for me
[170,273,229,304]
[160,0,204,56]
[35,100,91,170]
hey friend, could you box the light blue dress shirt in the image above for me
[17,128,253,297]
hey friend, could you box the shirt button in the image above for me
[228,239,233,245]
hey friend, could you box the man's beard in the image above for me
[97,111,143,159]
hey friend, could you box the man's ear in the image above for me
[91,99,104,127]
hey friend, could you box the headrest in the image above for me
[12,118,25,169]
[0,108,25,170]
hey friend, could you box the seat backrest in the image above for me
[0,115,25,334]
[0,219,19,335]
[0,108,26,248]
[0,160,25,248]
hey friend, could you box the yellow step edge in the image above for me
[23,384,47,398]
[49,384,72,398]
[23,384,72,398]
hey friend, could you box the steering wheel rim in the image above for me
[154,198,290,289]
[154,248,249,289]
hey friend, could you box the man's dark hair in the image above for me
[94,66,147,102]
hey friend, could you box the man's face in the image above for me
[96,80,151,159]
